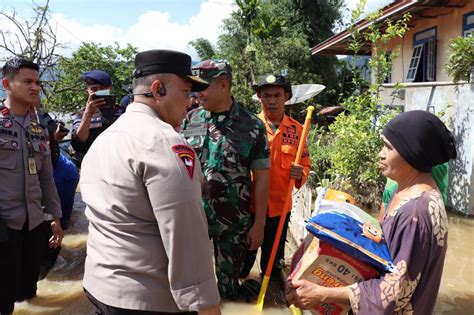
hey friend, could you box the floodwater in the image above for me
[12,194,474,315]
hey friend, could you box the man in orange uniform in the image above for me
[241,74,311,280]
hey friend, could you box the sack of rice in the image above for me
[287,188,395,314]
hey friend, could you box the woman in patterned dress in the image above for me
[286,110,457,314]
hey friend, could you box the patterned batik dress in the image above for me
[349,189,448,314]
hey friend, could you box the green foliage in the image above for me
[215,0,345,113]
[364,11,410,84]
[327,94,389,204]
[307,1,409,209]
[189,38,216,60]
[307,125,333,184]
[252,11,285,41]
[235,0,262,40]
[44,42,137,114]
[445,36,474,83]
[0,0,65,102]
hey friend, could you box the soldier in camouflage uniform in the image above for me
[181,60,270,300]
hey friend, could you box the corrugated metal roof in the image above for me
[310,0,461,56]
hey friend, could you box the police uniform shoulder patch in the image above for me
[0,118,13,128]
[0,105,9,116]
[172,144,196,180]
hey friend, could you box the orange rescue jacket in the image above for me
[251,113,311,218]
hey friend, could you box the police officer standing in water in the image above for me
[70,70,124,167]
[0,58,63,315]
[80,50,221,314]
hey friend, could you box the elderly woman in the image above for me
[286,110,457,314]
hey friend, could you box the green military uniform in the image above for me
[182,101,270,299]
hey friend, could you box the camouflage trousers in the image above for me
[212,230,249,300]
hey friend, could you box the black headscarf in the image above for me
[382,110,457,173]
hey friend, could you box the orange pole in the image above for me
[256,106,315,309]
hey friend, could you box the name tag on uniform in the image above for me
[182,122,207,137]
[28,157,37,175]
[182,128,207,137]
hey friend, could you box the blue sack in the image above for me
[307,189,395,273]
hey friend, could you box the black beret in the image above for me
[133,49,208,92]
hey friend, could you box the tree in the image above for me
[307,3,410,209]
[0,1,136,115]
[445,36,474,83]
[283,0,347,106]
[213,0,346,115]
[189,38,216,60]
[45,42,137,113]
[235,0,261,42]
[0,0,64,102]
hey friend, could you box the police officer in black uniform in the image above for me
[70,70,125,167]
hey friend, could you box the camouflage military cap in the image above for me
[192,59,232,81]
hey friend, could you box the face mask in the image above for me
[95,89,110,96]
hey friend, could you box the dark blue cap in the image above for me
[81,70,112,87]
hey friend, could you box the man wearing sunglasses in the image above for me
[70,70,125,167]
[181,59,270,300]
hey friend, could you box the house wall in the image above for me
[384,2,474,83]
[379,82,474,215]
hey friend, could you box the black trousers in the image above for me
[0,222,45,314]
[241,214,290,279]
[39,220,61,280]
[85,290,198,315]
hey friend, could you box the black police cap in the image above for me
[133,49,209,92]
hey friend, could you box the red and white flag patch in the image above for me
[172,144,196,180]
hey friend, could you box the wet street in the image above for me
[12,193,474,315]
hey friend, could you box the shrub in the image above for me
[445,36,474,83]
[307,4,409,210]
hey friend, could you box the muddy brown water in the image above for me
[12,194,474,315]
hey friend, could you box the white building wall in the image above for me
[379,82,474,215]
[384,2,474,83]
